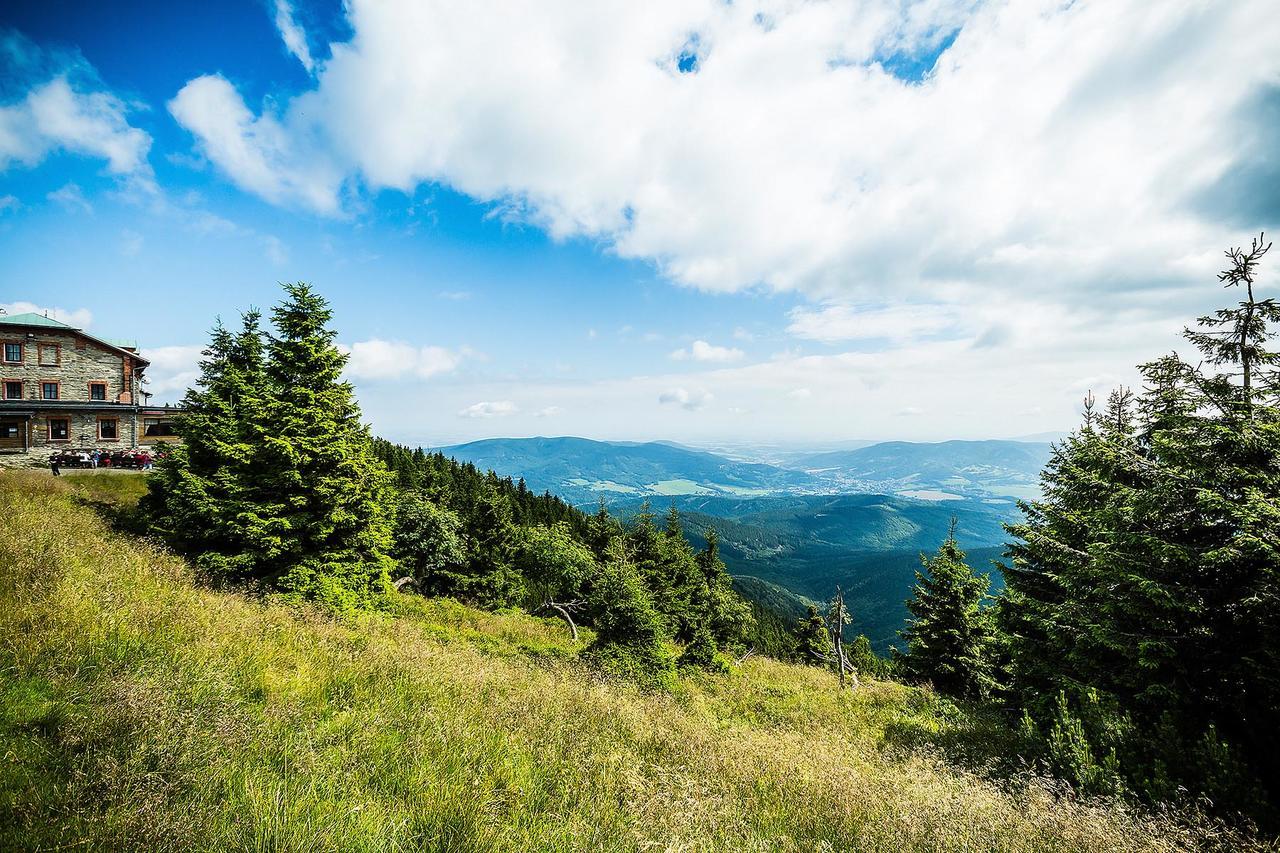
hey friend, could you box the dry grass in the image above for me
[0,470,1263,852]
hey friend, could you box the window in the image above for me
[3,381,20,400]
[89,382,107,401]
[143,417,178,437]
[37,343,59,367]
[48,418,69,441]
[2,342,21,363]
[98,418,118,440]
[41,382,59,400]
[0,423,18,440]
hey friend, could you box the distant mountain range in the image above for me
[783,439,1054,501]
[438,436,1053,503]
[438,436,820,502]
[437,435,1041,650]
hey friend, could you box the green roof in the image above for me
[0,312,76,329]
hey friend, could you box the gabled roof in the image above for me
[0,312,75,329]
[0,311,150,367]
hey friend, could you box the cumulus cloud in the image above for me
[167,74,343,213]
[341,338,464,380]
[670,339,745,363]
[163,0,1278,319]
[458,400,518,418]
[0,194,18,214]
[0,34,151,179]
[273,0,315,73]
[658,387,713,411]
[1,301,93,328]
[139,344,203,397]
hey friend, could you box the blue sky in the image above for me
[2,1,1277,446]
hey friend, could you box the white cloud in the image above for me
[138,344,203,398]
[47,182,92,213]
[273,0,315,73]
[163,1,1278,324]
[1,301,93,328]
[0,72,152,179]
[167,74,343,213]
[658,387,713,411]
[787,303,959,344]
[341,338,464,380]
[458,400,518,418]
[534,405,562,417]
[788,388,812,399]
[670,339,745,363]
[0,194,18,214]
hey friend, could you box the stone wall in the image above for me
[0,328,149,468]
[0,328,139,404]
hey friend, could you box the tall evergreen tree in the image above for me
[143,310,267,577]
[898,522,996,699]
[240,284,395,609]
[1003,235,1280,818]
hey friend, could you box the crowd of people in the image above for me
[49,448,154,475]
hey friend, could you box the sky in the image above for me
[1,0,1278,448]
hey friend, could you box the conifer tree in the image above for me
[1003,235,1280,817]
[241,283,395,610]
[143,310,267,576]
[898,521,996,699]
[583,539,675,688]
[794,605,833,664]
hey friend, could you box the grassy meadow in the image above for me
[0,470,1262,851]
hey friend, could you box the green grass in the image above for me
[0,471,1261,851]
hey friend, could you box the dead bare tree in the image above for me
[537,599,585,642]
[811,586,859,690]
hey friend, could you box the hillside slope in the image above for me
[0,472,1240,851]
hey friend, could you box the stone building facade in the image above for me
[0,311,180,466]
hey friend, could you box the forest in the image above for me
[130,234,1280,831]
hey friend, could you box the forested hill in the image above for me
[437,436,820,501]
[436,436,1052,502]
[784,439,1053,499]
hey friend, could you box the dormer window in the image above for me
[89,382,107,401]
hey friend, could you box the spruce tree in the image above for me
[1003,235,1280,817]
[794,605,833,664]
[898,522,996,699]
[143,310,267,577]
[242,283,395,610]
[583,539,675,688]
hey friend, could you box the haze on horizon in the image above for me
[2,0,1278,447]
